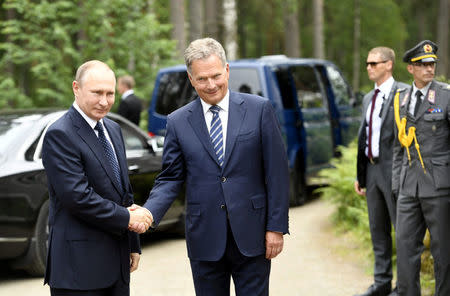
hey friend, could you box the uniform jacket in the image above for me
[144,91,290,261]
[357,80,408,188]
[392,80,450,197]
[42,106,140,290]
[118,93,142,126]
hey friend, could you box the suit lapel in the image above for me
[188,98,220,166]
[223,93,245,168]
[380,81,397,124]
[69,107,123,195]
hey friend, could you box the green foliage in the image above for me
[315,141,372,247]
[0,0,176,110]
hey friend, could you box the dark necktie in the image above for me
[414,90,423,116]
[209,105,224,166]
[367,89,380,160]
[95,121,123,193]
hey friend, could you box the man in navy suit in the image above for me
[42,60,152,296]
[141,38,289,295]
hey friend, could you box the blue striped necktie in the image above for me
[95,121,124,193]
[209,105,224,166]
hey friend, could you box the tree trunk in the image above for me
[189,0,203,42]
[352,0,361,91]
[436,0,449,77]
[282,0,301,57]
[170,0,186,57]
[313,0,324,59]
[205,0,219,40]
[223,0,238,60]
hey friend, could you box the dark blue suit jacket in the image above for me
[42,106,140,290]
[144,92,289,261]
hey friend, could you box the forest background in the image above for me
[0,0,448,112]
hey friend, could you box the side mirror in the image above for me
[148,136,164,156]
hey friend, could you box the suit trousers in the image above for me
[396,193,450,296]
[189,222,271,296]
[50,278,129,296]
[366,162,397,288]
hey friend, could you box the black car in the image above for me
[0,109,185,276]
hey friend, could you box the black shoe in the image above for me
[354,284,391,296]
[387,287,398,296]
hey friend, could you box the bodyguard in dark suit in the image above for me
[117,75,142,126]
[354,47,406,296]
[141,38,289,295]
[392,40,450,296]
[42,60,153,296]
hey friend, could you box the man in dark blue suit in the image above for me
[42,60,153,296]
[141,38,289,295]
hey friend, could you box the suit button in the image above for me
[221,177,227,183]
[220,204,227,210]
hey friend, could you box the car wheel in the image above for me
[289,158,307,206]
[24,199,49,276]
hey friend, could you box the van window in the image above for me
[229,68,263,96]
[155,72,197,115]
[290,66,324,109]
[326,65,352,105]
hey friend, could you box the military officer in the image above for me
[392,40,450,296]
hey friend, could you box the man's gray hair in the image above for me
[184,38,227,74]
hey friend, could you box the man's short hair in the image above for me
[184,38,227,74]
[118,75,135,89]
[368,47,396,65]
[75,60,113,86]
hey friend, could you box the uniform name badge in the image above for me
[427,90,435,104]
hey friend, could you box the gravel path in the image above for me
[0,198,373,295]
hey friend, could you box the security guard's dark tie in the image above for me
[95,121,124,193]
[414,90,423,116]
[368,88,380,160]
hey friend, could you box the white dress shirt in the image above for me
[365,76,394,158]
[73,102,119,162]
[200,90,230,155]
[121,89,134,100]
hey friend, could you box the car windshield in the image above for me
[0,114,42,154]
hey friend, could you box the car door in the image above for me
[112,116,185,224]
[288,64,335,178]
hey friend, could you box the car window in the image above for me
[290,66,324,109]
[229,68,263,96]
[118,123,148,151]
[326,65,352,105]
[155,72,197,116]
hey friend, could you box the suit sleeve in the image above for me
[261,100,290,234]
[42,128,129,235]
[143,115,185,225]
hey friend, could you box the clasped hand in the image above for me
[128,204,153,234]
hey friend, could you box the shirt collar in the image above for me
[73,101,103,130]
[122,89,134,100]
[200,89,230,115]
[375,76,394,99]
[412,81,432,98]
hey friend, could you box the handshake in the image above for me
[127,204,153,234]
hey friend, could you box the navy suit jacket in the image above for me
[144,91,289,261]
[42,106,140,290]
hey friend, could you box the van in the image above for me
[148,55,360,205]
